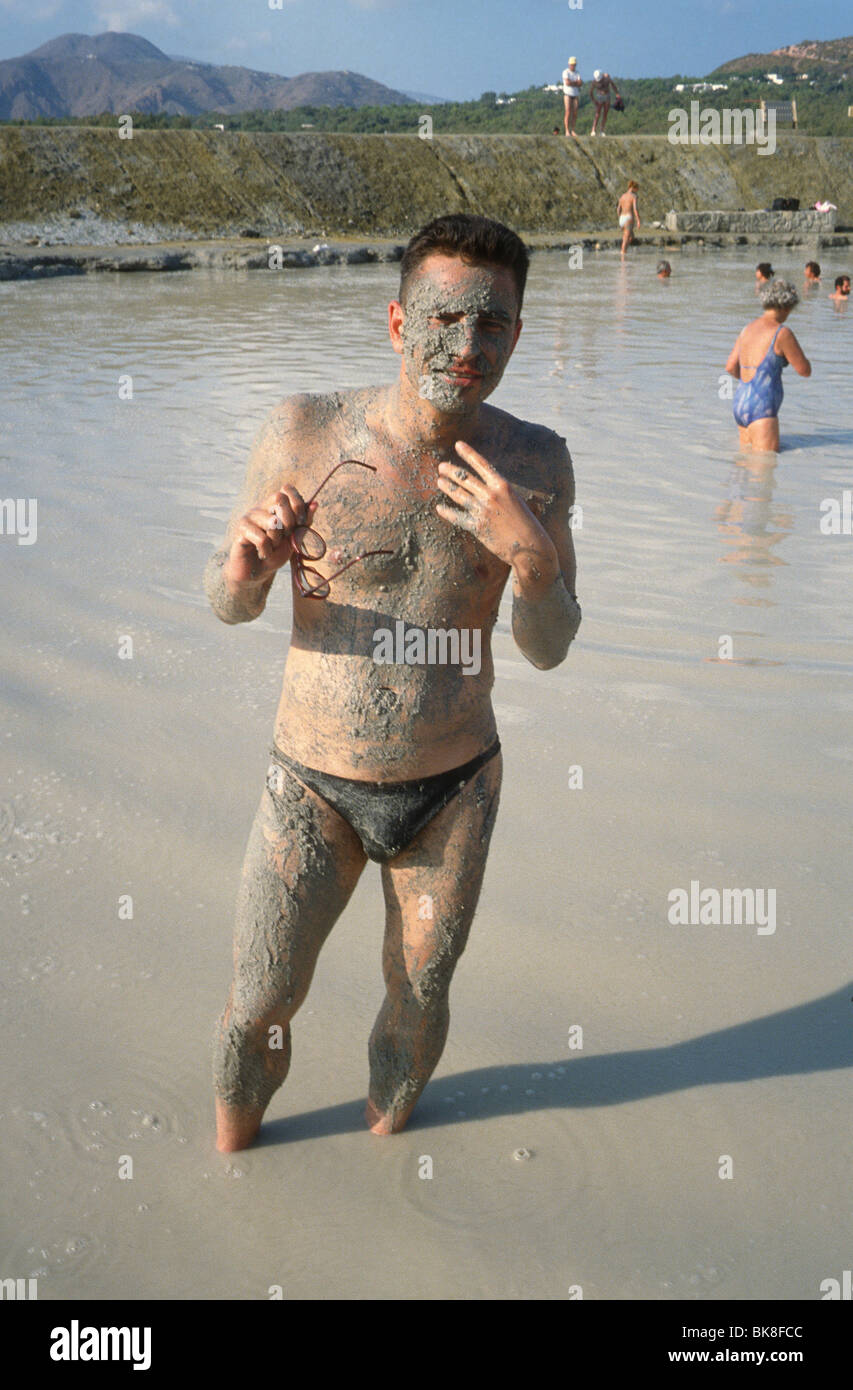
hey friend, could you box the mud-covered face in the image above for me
[398,255,521,414]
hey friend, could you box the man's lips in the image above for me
[442,367,482,382]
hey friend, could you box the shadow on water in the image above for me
[257,982,853,1145]
[780,431,853,450]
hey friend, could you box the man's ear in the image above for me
[388,300,405,354]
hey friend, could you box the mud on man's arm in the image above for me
[507,437,581,670]
[203,396,317,625]
[435,434,580,670]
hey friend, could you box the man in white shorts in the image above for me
[616,180,640,258]
[562,57,582,138]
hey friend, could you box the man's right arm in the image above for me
[203,394,315,625]
[203,548,276,624]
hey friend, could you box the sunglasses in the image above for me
[289,460,393,600]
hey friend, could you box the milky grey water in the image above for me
[2,248,853,1300]
[3,247,851,667]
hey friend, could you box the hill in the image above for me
[0,31,414,119]
[713,35,853,75]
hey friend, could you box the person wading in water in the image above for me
[205,214,581,1150]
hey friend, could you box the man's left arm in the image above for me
[506,440,580,670]
[435,435,581,671]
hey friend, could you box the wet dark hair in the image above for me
[756,262,773,279]
[835,274,850,289]
[399,214,529,312]
[805,261,820,277]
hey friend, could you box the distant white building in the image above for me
[676,79,727,94]
[765,73,785,85]
[495,97,516,105]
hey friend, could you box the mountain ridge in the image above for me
[0,31,415,119]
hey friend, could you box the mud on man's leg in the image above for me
[366,755,502,1134]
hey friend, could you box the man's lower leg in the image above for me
[365,995,450,1135]
[213,1003,293,1150]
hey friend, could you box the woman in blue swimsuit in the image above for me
[724,280,811,452]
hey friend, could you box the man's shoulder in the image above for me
[481,405,573,496]
[265,388,344,426]
[483,404,570,460]
[270,385,383,429]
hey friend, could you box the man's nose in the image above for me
[454,316,483,355]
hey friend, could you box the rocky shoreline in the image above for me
[1,226,849,282]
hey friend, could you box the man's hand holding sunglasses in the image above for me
[224,461,392,605]
[225,486,318,594]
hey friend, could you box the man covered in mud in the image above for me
[204,213,581,1151]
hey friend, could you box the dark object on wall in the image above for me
[771,197,800,212]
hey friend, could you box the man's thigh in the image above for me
[229,762,367,1021]
[378,751,503,1006]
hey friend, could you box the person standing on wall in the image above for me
[590,71,620,136]
[562,57,582,138]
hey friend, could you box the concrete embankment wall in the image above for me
[1,128,851,238]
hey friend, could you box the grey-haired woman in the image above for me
[724,280,811,452]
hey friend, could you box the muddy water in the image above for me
[1,249,852,1300]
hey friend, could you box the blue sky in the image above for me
[0,0,846,99]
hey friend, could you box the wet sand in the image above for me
[1,251,852,1299]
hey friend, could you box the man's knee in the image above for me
[408,918,472,1011]
[212,1008,289,1108]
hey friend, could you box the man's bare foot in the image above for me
[215,1099,263,1152]
[365,1098,413,1135]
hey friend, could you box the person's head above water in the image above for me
[833,274,851,294]
[399,213,529,314]
[392,214,528,415]
[760,279,799,314]
[657,260,672,278]
[755,262,774,282]
[804,260,821,281]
